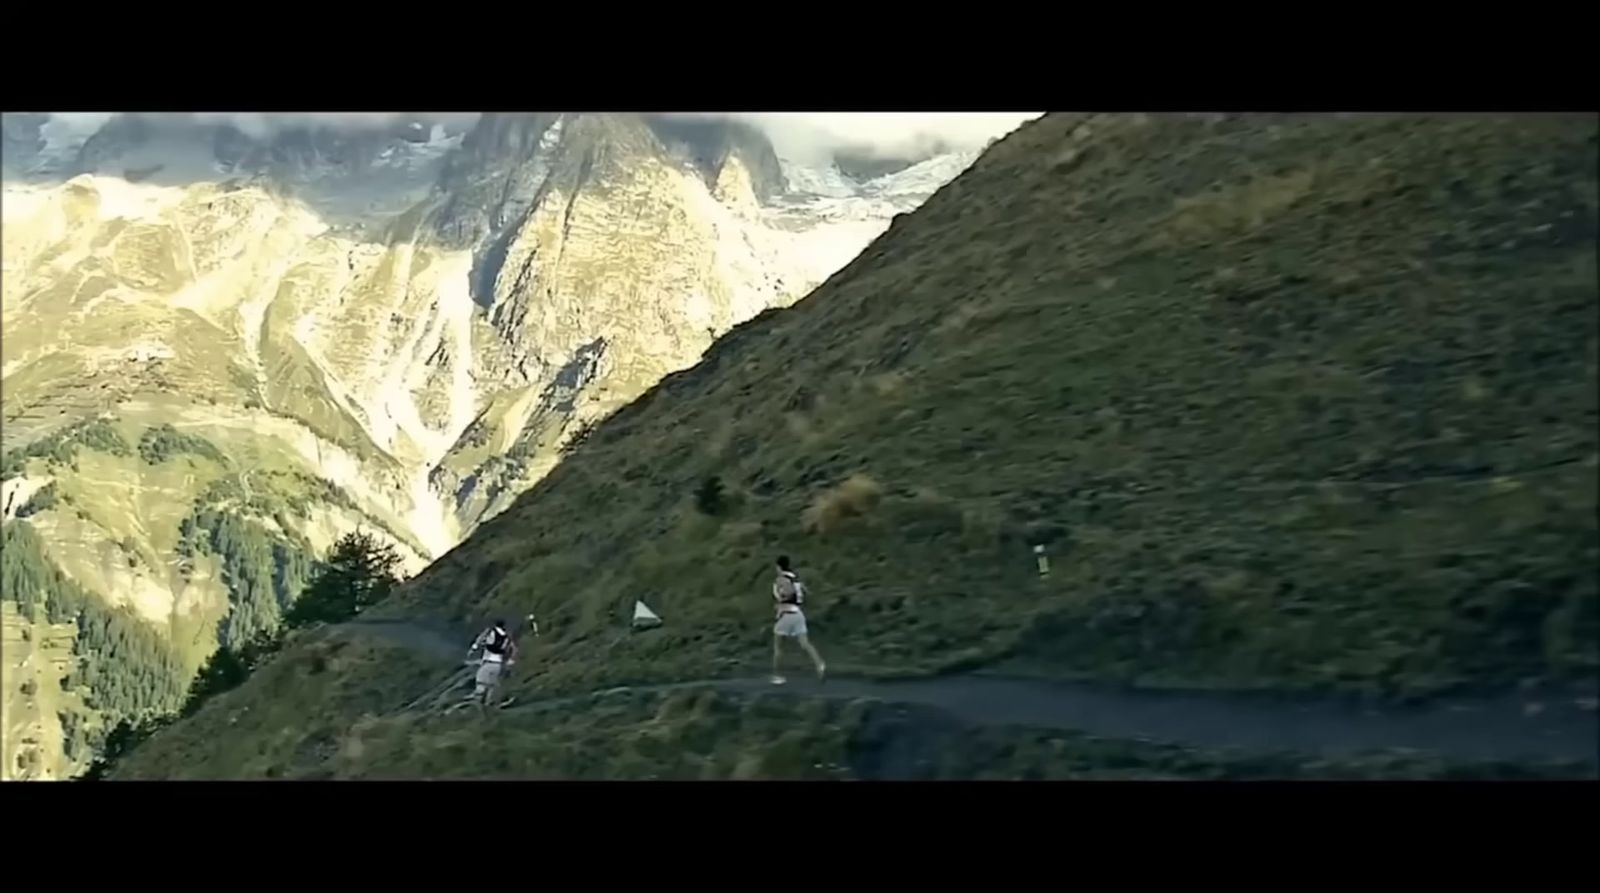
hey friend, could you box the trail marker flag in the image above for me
[632,600,663,629]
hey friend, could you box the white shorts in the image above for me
[774,611,808,638]
[474,660,504,691]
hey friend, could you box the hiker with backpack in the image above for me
[771,555,826,685]
[464,617,522,712]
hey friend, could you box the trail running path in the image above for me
[345,619,1599,765]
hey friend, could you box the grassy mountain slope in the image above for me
[3,601,95,779]
[115,113,1598,779]
[3,415,402,654]
[2,523,188,778]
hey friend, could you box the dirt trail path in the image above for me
[344,618,1599,765]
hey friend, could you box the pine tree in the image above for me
[284,531,403,629]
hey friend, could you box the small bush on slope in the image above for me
[137,424,228,466]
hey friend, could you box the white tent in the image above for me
[631,600,663,630]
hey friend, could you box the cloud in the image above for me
[750,113,1042,161]
[42,112,1042,163]
[42,112,480,141]
[182,113,482,139]
[660,112,1043,164]
[40,112,117,147]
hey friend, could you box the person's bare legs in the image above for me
[771,633,786,683]
[797,635,826,680]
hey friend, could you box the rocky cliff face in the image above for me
[0,111,975,775]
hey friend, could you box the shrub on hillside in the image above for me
[17,483,59,518]
[80,716,172,781]
[137,424,227,466]
[76,420,131,457]
[802,474,883,534]
[1,417,132,479]
[695,476,726,516]
[560,418,599,456]
[182,627,285,717]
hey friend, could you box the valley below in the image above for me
[1,111,984,778]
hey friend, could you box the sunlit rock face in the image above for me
[1,110,974,646]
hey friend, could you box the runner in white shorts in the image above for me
[771,555,826,685]
[465,618,518,712]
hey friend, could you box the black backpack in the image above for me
[484,626,509,656]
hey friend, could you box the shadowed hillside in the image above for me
[114,112,1599,780]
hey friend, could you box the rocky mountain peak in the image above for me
[644,115,786,201]
[451,113,561,171]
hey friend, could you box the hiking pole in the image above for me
[400,663,475,713]
[440,661,486,715]
[401,670,455,711]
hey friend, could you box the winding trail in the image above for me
[344,619,1599,766]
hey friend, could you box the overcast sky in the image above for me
[666,112,1042,162]
[43,112,1043,162]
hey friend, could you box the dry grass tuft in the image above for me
[801,474,883,534]
[866,371,909,397]
[782,412,815,442]
[934,297,990,336]
[1169,168,1317,238]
